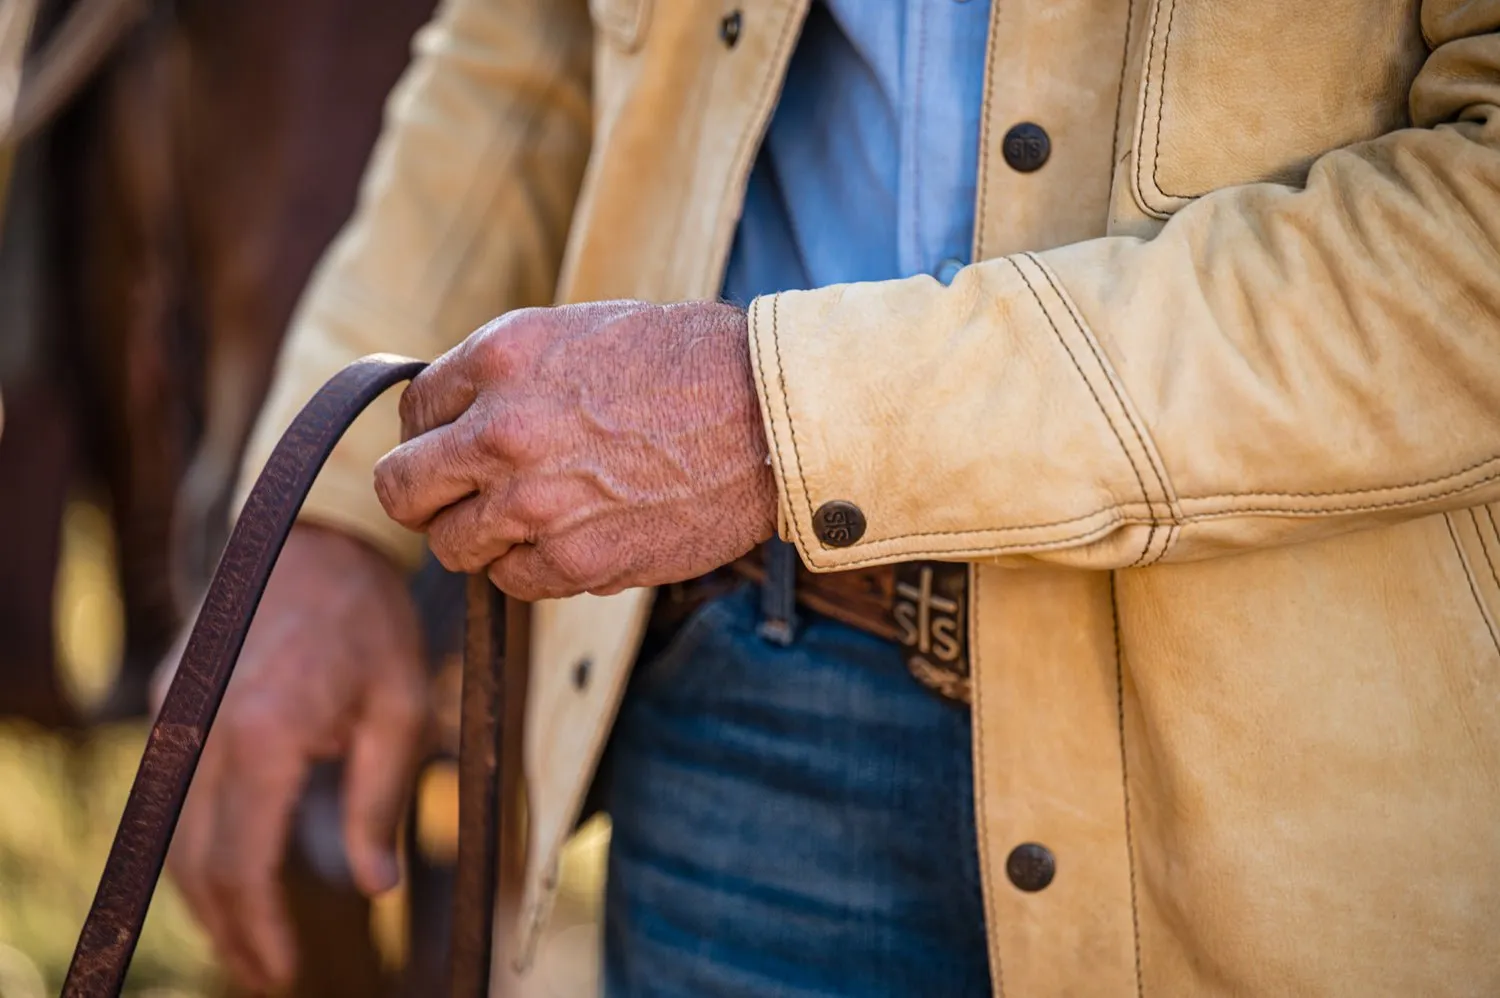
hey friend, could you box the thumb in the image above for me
[343,673,426,897]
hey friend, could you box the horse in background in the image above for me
[0,1,450,994]
[1,0,440,722]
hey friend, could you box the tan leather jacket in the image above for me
[241,0,1500,993]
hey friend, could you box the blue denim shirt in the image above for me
[721,0,993,303]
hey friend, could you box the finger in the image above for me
[425,490,530,574]
[398,338,480,441]
[204,706,309,991]
[488,542,585,602]
[374,416,492,531]
[343,666,427,898]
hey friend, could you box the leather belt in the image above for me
[729,556,899,642]
[726,550,972,705]
[62,356,517,998]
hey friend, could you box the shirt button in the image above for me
[1006,842,1056,892]
[1002,122,1051,173]
[812,500,867,548]
[935,258,965,285]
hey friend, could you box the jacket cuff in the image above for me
[746,256,1173,572]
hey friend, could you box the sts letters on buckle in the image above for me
[892,562,970,704]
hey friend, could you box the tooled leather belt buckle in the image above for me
[891,562,971,705]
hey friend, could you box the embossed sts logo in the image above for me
[819,507,861,545]
[892,563,969,699]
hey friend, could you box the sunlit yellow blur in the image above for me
[53,498,124,710]
[0,500,214,996]
[1,497,609,996]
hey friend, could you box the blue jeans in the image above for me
[599,583,992,997]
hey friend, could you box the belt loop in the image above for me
[757,538,800,646]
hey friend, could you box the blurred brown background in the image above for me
[0,1,605,994]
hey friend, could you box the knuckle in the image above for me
[372,457,410,521]
[427,504,491,575]
[396,383,423,431]
[488,562,536,602]
[474,404,527,459]
[441,426,484,481]
[544,539,600,593]
[472,319,528,377]
[506,482,555,531]
[428,539,467,575]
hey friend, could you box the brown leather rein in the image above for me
[60,355,522,998]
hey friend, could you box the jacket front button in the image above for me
[812,500,867,547]
[1006,842,1056,892]
[1002,122,1051,173]
[719,11,742,48]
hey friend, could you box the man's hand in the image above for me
[158,523,427,993]
[374,300,778,599]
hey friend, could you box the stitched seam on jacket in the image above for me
[754,296,813,561]
[811,467,1500,569]
[1179,480,1500,520]
[1149,0,1217,201]
[1144,521,1179,567]
[1141,522,1171,569]
[702,2,806,293]
[418,23,576,313]
[767,294,821,563]
[1471,507,1500,596]
[1109,0,1137,171]
[1132,0,1174,218]
[969,568,1006,998]
[1029,256,1174,508]
[840,506,1130,541]
[1027,254,1180,563]
[972,1,1002,262]
[804,517,1131,571]
[1006,256,1158,566]
[1111,577,1146,998]
[1183,454,1500,502]
[1146,0,1243,203]
[818,462,1500,547]
[1446,514,1500,657]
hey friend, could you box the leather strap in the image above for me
[59,355,512,997]
[730,555,900,643]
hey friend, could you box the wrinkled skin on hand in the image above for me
[155,523,428,993]
[374,300,779,599]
